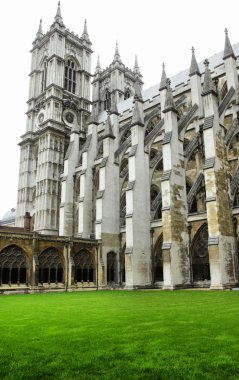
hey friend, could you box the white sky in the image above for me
[0,0,238,219]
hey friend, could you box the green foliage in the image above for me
[0,290,239,380]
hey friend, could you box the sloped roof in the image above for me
[97,42,239,124]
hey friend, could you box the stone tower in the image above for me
[92,44,143,115]
[16,2,92,235]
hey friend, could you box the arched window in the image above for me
[64,59,76,94]
[38,248,63,284]
[104,90,111,111]
[191,224,210,282]
[153,235,163,282]
[41,61,48,92]
[0,245,29,285]
[124,89,131,100]
[150,185,162,220]
[73,250,94,283]
[107,252,117,284]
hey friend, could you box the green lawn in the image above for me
[0,290,239,380]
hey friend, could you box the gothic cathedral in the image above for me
[1,2,239,291]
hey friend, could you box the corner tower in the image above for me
[16,2,92,234]
[92,44,143,115]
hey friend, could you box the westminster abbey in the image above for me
[1,2,239,292]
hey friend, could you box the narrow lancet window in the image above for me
[64,60,76,94]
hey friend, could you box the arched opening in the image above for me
[107,251,117,284]
[73,250,94,283]
[153,235,163,282]
[145,115,161,137]
[191,224,210,283]
[41,60,48,92]
[104,90,111,111]
[0,245,29,286]
[150,185,162,220]
[120,129,131,145]
[124,89,131,100]
[38,248,63,285]
[64,59,76,94]
[120,243,126,284]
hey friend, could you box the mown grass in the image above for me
[0,290,239,380]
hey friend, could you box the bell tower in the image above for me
[16,2,92,235]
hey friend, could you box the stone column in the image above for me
[202,60,237,289]
[161,82,190,289]
[125,88,151,288]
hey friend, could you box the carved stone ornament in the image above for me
[38,113,44,124]
[65,112,74,123]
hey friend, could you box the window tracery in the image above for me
[37,248,63,284]
[73,250,94,283]
[64,59,76,94]
[0,245,28,285]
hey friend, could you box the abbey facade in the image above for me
[1,3,239,291]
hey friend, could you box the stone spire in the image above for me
[202,59,217,96]
[131,82,144,126]
[223,28,236,60]
[113,42,121,63]
[163,80,177,113]
[103,113,115,139]
[159,63,168,91]
[36,19,43,39]
[189,47,200,77]
[81,20,91,43]
[95,55,101,73]
[54,1,64,26]
[133,55,141,75]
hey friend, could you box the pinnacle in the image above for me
[133,55,141,77]
[81,19,91,43]
[134,80,143,103]
[36,19,43,39]
[113,42,121,63]
[131,99,144,127]
[103,114,115,139]
[223,28,235,60]
[95,54,101,73]
[54,1,64,26]
[159,63,168,91]
[202,59,217,96]
[189,46,200,77]
[163,79,177,114]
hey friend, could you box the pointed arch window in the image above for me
[124,89,131,100]
[104,90,111,111]
[41,61,48,92]
[64,59,76,94]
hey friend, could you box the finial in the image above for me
[54,0,64,26]
[36,19,43,39]
[163,77,177,114]
[159,63,168,91]
[202,59,217,96]
[83,19,88,35]
[223,27,235,60]
[81,19,90,43]
[134,55,139,69]
[189,47,200,77]
[113,42,121,62]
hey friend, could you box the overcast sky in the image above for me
[0,0,238,219]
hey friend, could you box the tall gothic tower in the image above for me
[16,2,92,235]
